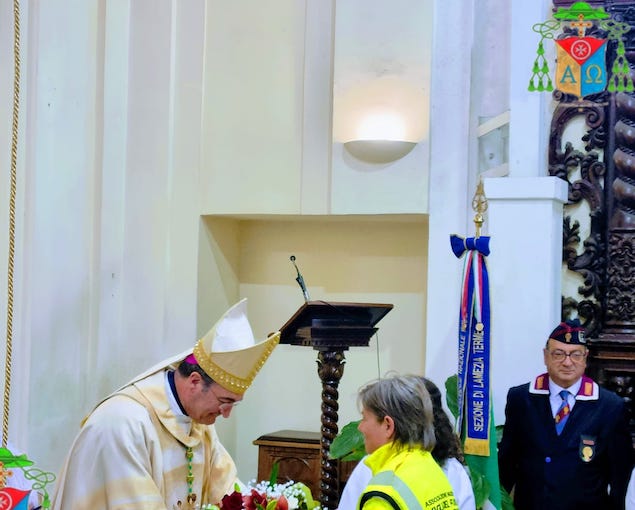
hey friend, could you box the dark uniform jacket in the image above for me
[498,373,633,510]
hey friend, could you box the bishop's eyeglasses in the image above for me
[548,349,587,363]
[210,385,240,411]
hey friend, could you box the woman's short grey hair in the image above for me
[358,374,436,451]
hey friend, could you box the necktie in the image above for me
[555,390,571,435]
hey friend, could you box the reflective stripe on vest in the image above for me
[359,490,400,510]
[360,471,422,510]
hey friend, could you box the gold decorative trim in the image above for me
[193,332,280,395]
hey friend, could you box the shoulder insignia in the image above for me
[529,373,550,394]
[576,375,599,400]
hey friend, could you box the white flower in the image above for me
[244,479,321,510]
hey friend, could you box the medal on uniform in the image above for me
[579,435,596,462]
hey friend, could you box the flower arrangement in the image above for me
[200,480,321,510]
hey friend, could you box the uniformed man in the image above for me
[498,319,633,510]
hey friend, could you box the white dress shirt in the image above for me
[548,378,582,417]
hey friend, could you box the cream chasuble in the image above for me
[51,370,238,509]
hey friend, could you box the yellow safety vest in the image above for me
[359,443,458,510]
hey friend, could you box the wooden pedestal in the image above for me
[253,430,322,497]
[253,430,358,502]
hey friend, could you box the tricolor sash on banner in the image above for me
[451,234,492,456]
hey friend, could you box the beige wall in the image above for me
[0,0,438,478]
[198,215,428,480]
[200,0,431,217]
[0,0,565,494]
[200,0,306,215]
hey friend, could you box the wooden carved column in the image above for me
[279,301,392,510]
[551,0,635,442]
[588,1,635,434]
[316,350,346,509]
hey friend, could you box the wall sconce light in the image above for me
[343,139,417,164]
[341,111,418,164]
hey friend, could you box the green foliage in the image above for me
[269,461,280,487]
[444,375,459,418]
[444,374,515,510]
[329,420,365,461]
[466,463,489,509]
[500,484,515,509]
[294,481,321,510]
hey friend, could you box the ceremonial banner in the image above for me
[0,487,30,510]
[451,234,501,510]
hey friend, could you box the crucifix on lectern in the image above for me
[279,301,393,510]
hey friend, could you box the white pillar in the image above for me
[508,0,552,178]
[485,176,568,423]
[424,0,473,393]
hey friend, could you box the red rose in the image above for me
[220,490,244,510]
[275,494,289,510]
[244,489,268,510]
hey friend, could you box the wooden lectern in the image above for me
[279,301,393,510]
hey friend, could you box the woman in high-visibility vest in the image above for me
[356,374,459,510]
[338,377,473,510]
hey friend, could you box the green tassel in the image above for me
[546,78,553,92]
[537,41,545,56]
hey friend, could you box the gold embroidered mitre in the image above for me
[193,298,280,395]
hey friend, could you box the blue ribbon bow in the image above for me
[450,234,490,258]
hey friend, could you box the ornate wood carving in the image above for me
[316,350,345,510]
[550,98,608,338]
[548,0,635,442]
